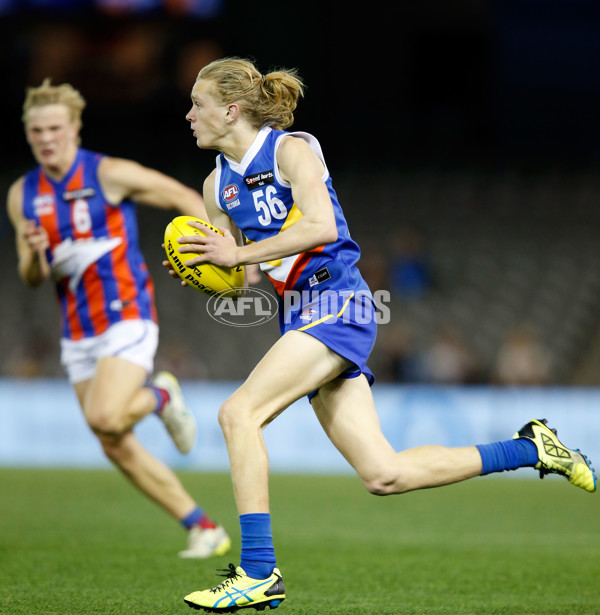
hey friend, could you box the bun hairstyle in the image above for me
[197,57,304,130]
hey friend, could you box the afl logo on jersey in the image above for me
[222,184,240,202]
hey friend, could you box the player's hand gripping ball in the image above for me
[164,216,245,298]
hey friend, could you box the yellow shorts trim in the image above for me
[298,292,354,332]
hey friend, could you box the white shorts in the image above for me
[60,319,159,384]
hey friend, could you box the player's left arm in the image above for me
[98,156,207,219]
[178,137,337,268]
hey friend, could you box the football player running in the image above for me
[173,57,596,612]
[7,79,231,559]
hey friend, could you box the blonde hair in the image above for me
[22,78,86,130]
[197,57,304,130]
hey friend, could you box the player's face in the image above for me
[24,104,79,174]
[186,80,230,150]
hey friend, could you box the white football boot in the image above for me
[151,371,196,454]
[179,524,232,559]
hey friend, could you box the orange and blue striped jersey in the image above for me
[214,127,369,300]
[22,148,157,340]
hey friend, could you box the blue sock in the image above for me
[239,513,276,580]
[180,506,205,530]
[476,439,539,475]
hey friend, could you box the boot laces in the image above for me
[210,564,241,594]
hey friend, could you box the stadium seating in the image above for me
[340,169,600,384]
[2,169,600,385]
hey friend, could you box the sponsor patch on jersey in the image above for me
[109,299,131,312]
[309,267,331,287]
[222,184,240,202]
[33,194,55,215]
[63,187,96,201]
[243,169,274,190]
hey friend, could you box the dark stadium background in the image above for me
[2,8,599,614]
[2,0,600,385]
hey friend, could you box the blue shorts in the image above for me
[281,289,377,400]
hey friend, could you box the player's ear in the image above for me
[225,103,240,124]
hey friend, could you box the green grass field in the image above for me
[0,469,598,615]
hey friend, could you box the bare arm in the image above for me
[163,170,245,285]
[7,178,51,287]
[199,172,261,285]
[163,171,262,287]
[178,137,338,268]
[201,170,243,243]
[98,156,208,219]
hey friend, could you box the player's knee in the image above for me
[218,397,245,436]
[362,477,391,496]
[218,394,258,439]
[361,472,408,496]
[86,407,127,437]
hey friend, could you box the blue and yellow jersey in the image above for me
[216,127,377,387]
[214,127,370,304]
[22,148,157,340]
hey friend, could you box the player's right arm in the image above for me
[201,170,240,240]
[7,177,51,287]
[201,171,261,286]
[162,170,261,286]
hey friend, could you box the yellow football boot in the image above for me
[184,564,285,613]
[514,418,596,492]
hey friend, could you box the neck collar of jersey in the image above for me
[224,126,272,175]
